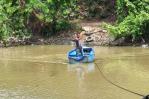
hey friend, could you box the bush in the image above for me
[29,0,78,36]
[104,0,149,42]
[78,0,115,19]
[0,0,31,40]
[0,0,78,40]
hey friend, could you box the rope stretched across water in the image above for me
[94,62,145,98]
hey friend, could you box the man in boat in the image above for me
[72,32,84,55]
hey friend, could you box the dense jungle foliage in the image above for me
[105,0,149,42]
[78,0,115,19]
[0,0,78,40]
[0,0,148,43]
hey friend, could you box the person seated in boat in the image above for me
[72,32,84,55]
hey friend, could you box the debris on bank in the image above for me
[0,20,147,47]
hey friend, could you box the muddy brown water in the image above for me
[0,45,149,99]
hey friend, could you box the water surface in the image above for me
[0,45,149,99]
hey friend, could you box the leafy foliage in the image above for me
[0,0,78,40]
[1,0,148,43]
[104,0,149,41]
[28,0,78,36]
[0,0,30,40]
[78,0,115,19]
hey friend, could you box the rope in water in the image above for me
[94,62,145,98]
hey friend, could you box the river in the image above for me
[0,45,148,99]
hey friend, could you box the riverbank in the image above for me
[0,20,147,47]
[0,34,147,48]
[0,20,112,47]
[0,30,112,47]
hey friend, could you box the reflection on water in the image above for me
[67,63,95,80]
[0,46,149,99]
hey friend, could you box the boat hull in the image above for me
[68,47,95,64]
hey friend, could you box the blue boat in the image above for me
[68,46,95,64]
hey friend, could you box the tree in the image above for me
[0,0,78,40]
[29,0,78,36]
[104,0,149,42]
[0,0,31,40]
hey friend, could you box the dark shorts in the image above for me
[72,40,80,48]
[72,40,82,54]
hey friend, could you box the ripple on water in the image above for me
[0,46,148,99]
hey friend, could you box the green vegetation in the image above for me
[28,0,78,36]
[0,0,148,44]
[0,0,78,40]
[78,0,115,19]
[0,0,116,41]
[0,0,30,40]
[104,0,149,42]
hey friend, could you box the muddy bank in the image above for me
[0,33,147,48]
[0,30,145,48]
[0,20,146,47]
[0,20,113,47]
[0,28,113,47]
[0,37,71,47]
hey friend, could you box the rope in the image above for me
[95,62,145,97]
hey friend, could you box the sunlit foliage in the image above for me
[104,0,149,42]
[0,0,78,39]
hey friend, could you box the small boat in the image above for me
[68,46,95,64]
